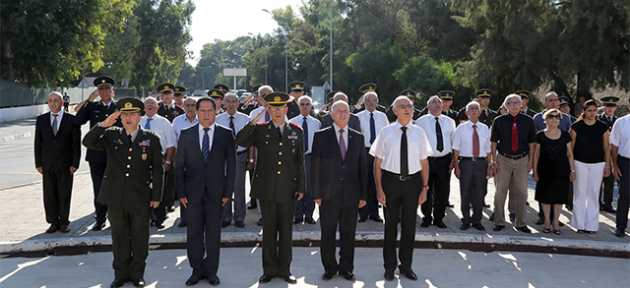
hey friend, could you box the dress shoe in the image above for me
[603,207,616,213]
[305,218,317,225]
[509,213,516,222]
[235,221,245,228]
[282,274,297,284]
[516,226,532,233]
[259,274,273,283]
[207,274,220,286]
[535,217,545,225]
[257,218,263,226]
[92,221,105,231]
[420,220,431,228]
[399,266,417,280]
[384,269,395,281]
[60,225,70,233]
[322,271,335,280]
[154,221,165,229]
[45,224,58,234]
[293,217,303,224]
[221,221,230,228]
[110,278,127,288]
[472,223,485,231]
[132,278,145,287]
[358,216,368,222]
[615,228,625,237]
[167,206,175,212]
[185,274,204,286]
[178,221,188,228]
[493,224,505,231]
[489,213,495,221]
[434,220,447,229]
[459,223,470,230]
[447,202,454,208]
[247,202,257,209]
[369,215,384,223]
[341,271,355,280]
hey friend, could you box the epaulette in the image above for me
[287,99,294,103]
[289,122,303,130]
[249,102,257,105]
[257,122,269,126]
[175,104,184,110]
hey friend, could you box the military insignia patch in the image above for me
[139,140,151,147]
[142,153,147,160]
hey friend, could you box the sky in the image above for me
[187,0,305,65]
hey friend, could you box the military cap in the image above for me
[601,96,619,107]
[265,92,289,108]
[399,89,417,100]
[252,85,262,95]
[116,98,144,113]
[214,84,229,93]
[437,90,455,101]
[475,88,492,98]
[157,83,175,94]
[174,86,186,96]
[515,90,531,99]
[207,89,225,99]
[558,96,570,106]
[326,90,341,101]
[359,83,377,94]
[289,81,306,91]
[94,76,115,89]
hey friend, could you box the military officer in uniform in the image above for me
[208,89,226,115]
[174,86,186,107]
[599,96,619,213]
[559,96,577,123]
[214,83,229,94]
[235,92,306,285]
[419,90,459,125]
[239,85,261,116]
[353,83,387,114]
[386,89,421,122]
[287,81,306,119]
[83,98,163,288]
[157,83,185,123]
[516,90,537,118]
[74,76,121,231]
[457,89,498,127]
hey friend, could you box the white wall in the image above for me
[0,104,50,122]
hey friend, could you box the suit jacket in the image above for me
[34,112,81,170]
[311,126,367,207]
[235,121,306,202]
[599,114,617,131]
[157,102,185,123]
[83,125,163,209]
[74,100,121,162]
[320,113,362,132]
[176,124,236,204]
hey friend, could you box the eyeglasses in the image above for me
[365,99,377,103]
[546,115,561,120]
[508,102,521,106]
[397,104,414,109]
[299,102,312,106]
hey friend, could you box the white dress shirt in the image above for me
[356,109,389,148]
[415,113,456,157]
[216,111,249,152]
[172,114,199,147]
[370,121,433,174]
[452,120,492,157]
[49,110,64,132]
[139,114,176,153]
[332,123,349,151]
[198,123,215,152]
[610,114,630,158]
[290,114,321,154]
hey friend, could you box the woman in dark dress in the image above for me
[533,109,576,235]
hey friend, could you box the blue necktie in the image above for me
[369,113,376,145]
[144,118,153,130]
[302,117,308,152]
[202,127,210,162]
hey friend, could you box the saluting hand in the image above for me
[88,89,100,102]
[249,107,268,125]
[99,112,121,127]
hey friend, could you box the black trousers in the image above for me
[108,206,151,280]
[616,156,630,230]
[89,161,108,223]
[600,174,616,209]
[260,200,296,276]
[459,159,486,225]
[320,203,358,274]
[187,189,222,277]
[42,166,73,226]
[295,155,315,221]
[421,154,451,223]
[382,171,422,271]
[359,150,379,218]
[155,168,172,223]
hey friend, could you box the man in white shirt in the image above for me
[140,96,177,229]
[290,95,321,224]
[216,92,250,228]
[356,91,388,223]
[171,97,198,227]
[610,102,630,237]
[371,96,432,281]
[415,96,456,229]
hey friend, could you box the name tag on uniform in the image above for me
[139,140,151,147]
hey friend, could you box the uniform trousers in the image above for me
[421,154,451,223]
[42,166,73,226]
[294,155,315,221]
[155,168,173,223]
[259,200,296,276]
[89,161,108,223]
[359,150,379,218]
[459,158,486,225]
[572,160,605,231]
[320,203,358,274]
[600,174,616,209]
[494,154,529,227]
[382,171,422,271]
[187,188,223,277]
[108,206,151,280]
[223,152,248,222]
[615,156,630,230]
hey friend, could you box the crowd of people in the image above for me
[33,76,629,287]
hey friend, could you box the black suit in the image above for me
[600,114,618,209]
[176,124,236,278]
[311,126,367,274]
[320,113,362,132]
[34,112,81,226]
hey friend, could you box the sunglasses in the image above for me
[547,115,561,120]
[299,102,312,106]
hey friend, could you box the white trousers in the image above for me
[571,160,605,231]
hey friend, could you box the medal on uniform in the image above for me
[142,153,147,160]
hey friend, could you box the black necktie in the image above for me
[302,117,308,152]
[400,126,408,176]
[229,116,235,138]
[435,117,444,152]
[128,134,133,144]
[277,126,282,139]
[370,113,376,144]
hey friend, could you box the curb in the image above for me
[0,132,33,142]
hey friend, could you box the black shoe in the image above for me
[185,274,203,286]
[358,216,368,223]
[221,221,230,228]
[235,221,245,228]
[178,221,187,228]
[615,228,625,237]
[305,218,317,224]
[472,223,485,231]
[207,274,220,286]
[167,206,175,212]
[493,224,505,231]
[369,215,384,223]
[489,213,495,221]
[154,221,165,229]
[110,278,127,288]
[420,220,431,228]
[447,202,454,208]
[282,275,297,284]
[399,266,417,280]
[603,207,617,213]
[132,278,145,287]
[322,271,335,280]
[516,226,532,233]
[293,217,303,224]
[341,271,355,280]
[259,274,273,283]
[459,223,470,230]
[434,220,447,229]
[92,221,105,231]
[247,202,257,209]
[535,217,545,225]
[384,269,395,281]
[257,218,263,226]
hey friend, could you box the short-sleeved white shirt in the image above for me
[140,114,176,153]
[452,120,492,157]
[415,113,456,157]
[610,114,630,158]
[356,109,389,148]
[369,121,433,174]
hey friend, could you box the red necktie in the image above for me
[472,124,479,158]
[511,116,518,153]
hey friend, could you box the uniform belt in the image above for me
[237,150,248,155]
[498,151,528,160]
[459,156,486,161]
[383,170,421,182]
[305,153,311,156]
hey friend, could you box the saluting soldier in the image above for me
[457,89,498,127]
[208,89,226,115]
[354,83,387,114]
[156,83,185,123]
[74,76,121,231]
[213,84,229,114]
[235,92,306,285]
[238,84,262,116]
[82,98,163,288]
[387,89,422,122]
[173,86,186,107]
[287,81,306,119]
[599,96,620,213]
[516,90,538,118]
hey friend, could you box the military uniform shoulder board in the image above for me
[175,104,184,110]
[289,122,302,130]
[257,121,269,126]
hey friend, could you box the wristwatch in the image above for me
[165,161,172,165]
[248,159,255,163]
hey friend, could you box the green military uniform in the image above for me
[421,90,460,125]
[456,88,498,127]
[208,88,226,115]
[599,96,620,212]
[82,98,163,282]
[234,92,306,278]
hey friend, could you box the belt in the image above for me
[383,170,421,182]
[237,150,248,155]
[429,153,451,160]
[459,156,486,162]
[498,151,528,160]
[305,153,311,157]
[619,155,630,161]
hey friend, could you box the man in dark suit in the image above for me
[312,100,367,281]
[35,92,81,234]
[599,96,620,213]
[82,98,163,288]
[235,92,306,285]
[177,97,236,286]
[74,76,121,231]
[320,92,362,132]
